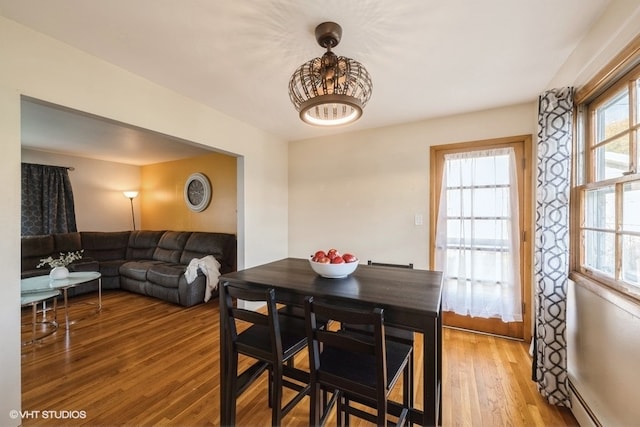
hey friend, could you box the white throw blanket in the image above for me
[184,255,221,302]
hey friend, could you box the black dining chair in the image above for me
[221,282,310,426]
[278,303,331,329]
[347,260,416,413]
[367,260,414,269]
[277,302,335,414]
[339,321,414,418]
[304,296,412,427]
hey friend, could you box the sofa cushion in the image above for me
[69,259,100,273]
[120,260,164,281]
[53,232,83,253]
[21,269,46,279]
[98,259,129,278]
[179,232,237,274]
[126,230,166,260]
[21,234,55,272]
[147,263,187,288]
[153,231,191,263]
[81,231,131,261]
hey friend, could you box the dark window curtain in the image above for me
[532,87,574,407]
[21,163,77,236]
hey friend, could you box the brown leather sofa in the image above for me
[21,230,236,307]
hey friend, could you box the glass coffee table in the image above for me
[21,271,102,326]
[21,290,60,345]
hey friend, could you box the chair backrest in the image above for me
[222,283,283,360]
[304,296,387,406]
[367,260,414,269]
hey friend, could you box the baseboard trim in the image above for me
[569,380,601,427]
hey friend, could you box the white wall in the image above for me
[1,16,288,427]
[21,149,141,232]
[289,103,536,267]
[567,280,640,427]
[548,0,640,89]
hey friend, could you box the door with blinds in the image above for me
[431,136,532,340]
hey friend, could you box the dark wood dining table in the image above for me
[218,257,443,426]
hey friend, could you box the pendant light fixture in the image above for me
[288,22,372,127]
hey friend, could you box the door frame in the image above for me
[429,134,533,342]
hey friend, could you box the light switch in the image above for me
[414,213,424,226]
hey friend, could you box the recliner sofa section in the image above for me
[21,230,236,307]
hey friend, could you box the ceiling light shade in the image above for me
[288,22,372,127]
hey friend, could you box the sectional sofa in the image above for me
[21,230,236,307]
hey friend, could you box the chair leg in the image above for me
[404,351,414,426]
[320,389,339,426]
[344,395,350,427]
[268,367,273,408]
[309,383,322,427]
[377,398,387,427]
[227,352,239,426]
[271,364,283,427]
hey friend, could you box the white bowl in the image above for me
[309,258,359,278]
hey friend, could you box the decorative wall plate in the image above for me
[184,172,211,212]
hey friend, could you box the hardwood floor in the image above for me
[21,291,577,426]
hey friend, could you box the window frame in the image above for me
[430,135,533,341]
[573,34,640,303]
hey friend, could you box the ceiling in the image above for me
[2,0,611,165]
[20,98,218,165]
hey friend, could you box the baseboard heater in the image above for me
[569,380,601,427]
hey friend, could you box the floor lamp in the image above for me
[123,191,139,230]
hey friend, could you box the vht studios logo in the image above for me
[9,409,87,419]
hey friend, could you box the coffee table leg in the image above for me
[41,300,47,322]
[31,302,37,344]
[63,288,69,327]
[53,295,58,325]
[98,277,102,311]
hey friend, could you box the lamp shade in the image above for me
[123,191,139,199]
[288,22,372,127]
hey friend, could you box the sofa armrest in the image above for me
[179,232,236,274]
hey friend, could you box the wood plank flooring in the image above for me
[21,291,578,426]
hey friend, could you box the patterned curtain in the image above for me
[532,87,574,407]
[21,163,77,235]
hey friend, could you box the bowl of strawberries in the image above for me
[309,248,359,278]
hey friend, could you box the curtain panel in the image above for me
[435,148,523,322]
[21,163,77,236]
[533,87,574,407]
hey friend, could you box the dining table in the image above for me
[218,257,443,426]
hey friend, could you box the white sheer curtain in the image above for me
[435,148,522,322]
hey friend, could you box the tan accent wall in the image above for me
[140,152,237,233]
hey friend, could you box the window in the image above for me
[575,56,640,300]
